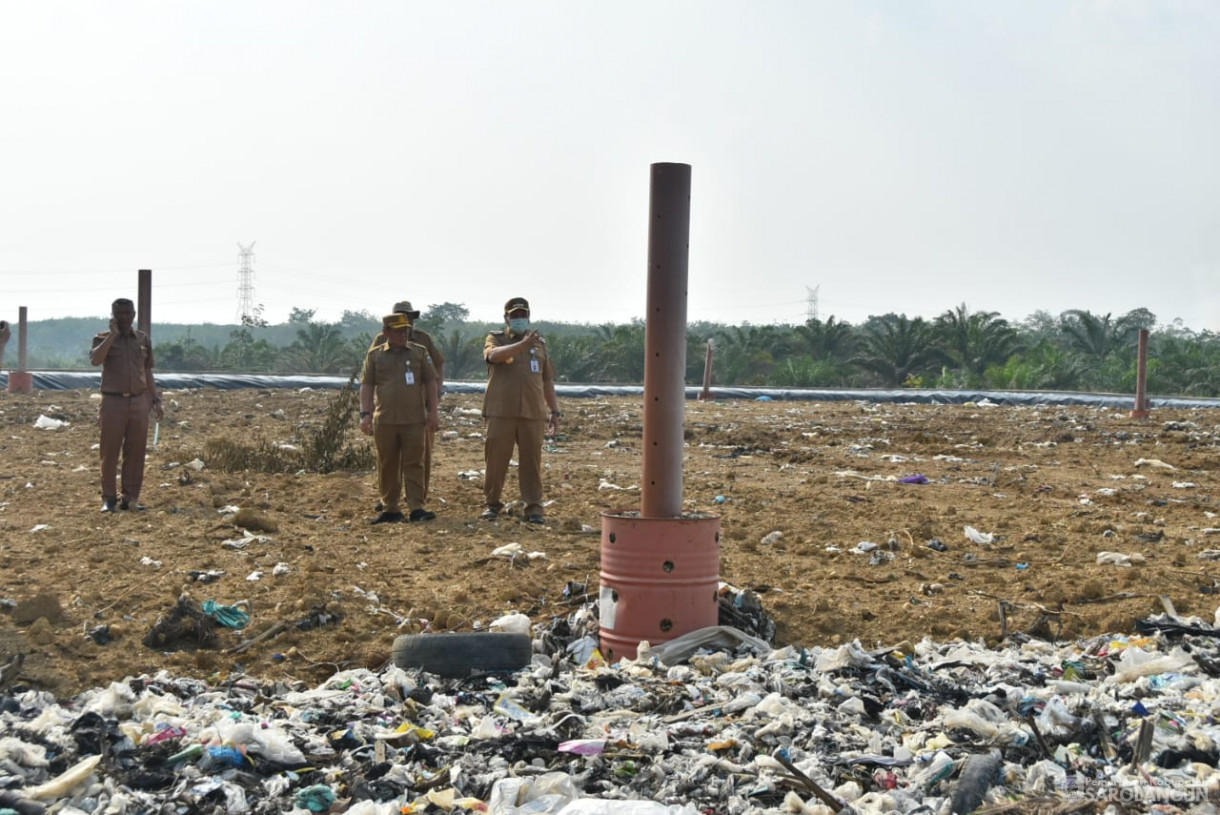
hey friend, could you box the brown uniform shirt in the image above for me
[369,327,446,371]
[93,330,154,395]
[361,341,437,424]
[482,330,554,420]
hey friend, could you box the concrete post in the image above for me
[1130,328,1150,419]
[698,339,714,400]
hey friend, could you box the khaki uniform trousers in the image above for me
[374,422,426,512]
[99,393,151,501]
[484,416,546,517]
[423,428,435,502]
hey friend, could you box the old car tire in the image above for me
[392,632,533,678]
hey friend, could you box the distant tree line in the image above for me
[13,303,1220,397]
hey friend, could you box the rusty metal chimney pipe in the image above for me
[1130,328,1150,419]
[8,307,33,392]
[138,269,152,338]
[641,163,691,519]
[17,307,28,372]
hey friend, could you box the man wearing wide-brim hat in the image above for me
[369,300,447,501]
[359,312,440,524]
[481,297,561,524]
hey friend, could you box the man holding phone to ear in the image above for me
[90,298,163,512]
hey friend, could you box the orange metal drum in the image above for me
[599,510,720,662]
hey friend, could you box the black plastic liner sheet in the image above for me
[3,370,1219,409]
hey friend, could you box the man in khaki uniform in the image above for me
[360,313,440,524]
[89,298,164,512]
[482,297,561,524]
[368,301,446,500]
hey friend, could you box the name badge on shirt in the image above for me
[530,358,541,373]
[405,370,415,385]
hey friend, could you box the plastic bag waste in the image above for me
[488,771,580,814]
[489,612,532,634]
[640,625,771,665]
[1097,551,1146,567]
[963,525,994,544]
[557,802,702,815]
[32,415,68,429]
[201,599,251,628]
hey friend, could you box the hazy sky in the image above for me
[2,1,1217,331]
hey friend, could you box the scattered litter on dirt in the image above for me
[4,595,1220,813]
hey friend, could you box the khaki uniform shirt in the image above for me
[483,330,554,420]
[369,327,446,372]
[361,341,437,424]
[93,329,154,395]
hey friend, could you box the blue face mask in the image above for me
[508,318,530,334]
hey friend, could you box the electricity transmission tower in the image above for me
[805,285,820,322]
[236,242,258,324]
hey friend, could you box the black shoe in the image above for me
[374,502,384,512]
[371,511,405,525]
[525,514,546,525]
[480,507,499,520]
[100,497,117,513]
[119,498,146,511]
[408,508,436,522]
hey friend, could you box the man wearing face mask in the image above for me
[481,297,561,524]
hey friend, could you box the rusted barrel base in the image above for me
[7,371,33,394]
[599,510,720,662]
[1129,409,1150,419]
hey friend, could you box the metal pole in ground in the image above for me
[138,269,152,338]
[641,162,691,519]
[1130,329,1150,419]
[698,339,714,400]
[599,163,721,663]
[7,308,33,393]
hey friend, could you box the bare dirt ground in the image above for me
[1,386,1219,699]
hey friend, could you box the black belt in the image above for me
[102,391,141,397]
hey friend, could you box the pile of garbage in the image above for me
[3,598,1220,814]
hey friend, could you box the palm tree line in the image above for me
[20,303,1220,397]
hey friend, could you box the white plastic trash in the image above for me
[963,525,994,544]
